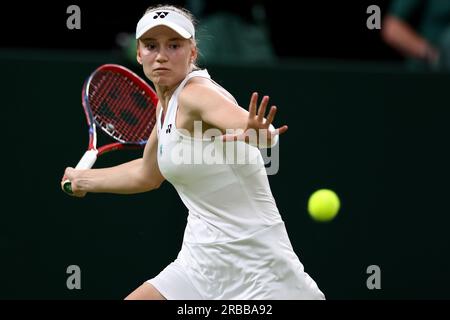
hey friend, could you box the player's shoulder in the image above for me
[179,78,218,107]
[182,77,215,94]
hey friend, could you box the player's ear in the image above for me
[136,41,143,65]
[190,42,198,64]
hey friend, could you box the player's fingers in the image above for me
[276,125,289,135]
[257,96,269,122]
[64,167,75,178]
[265,106,277,127]
[72,189,87,198]
[66,179,86,197]
[248,92,258,118]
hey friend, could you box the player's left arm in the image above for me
[179,82,288,147]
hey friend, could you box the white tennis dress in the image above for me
[147,69,325,300]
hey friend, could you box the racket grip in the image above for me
[63,150,98,195]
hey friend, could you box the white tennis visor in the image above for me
[136,9,195,39]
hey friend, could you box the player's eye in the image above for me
[145,43,157,50]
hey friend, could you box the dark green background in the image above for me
[1,49,449,299]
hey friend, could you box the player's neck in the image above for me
[155,80,182,110]
[155,86,172,113]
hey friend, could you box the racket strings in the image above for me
[89,70,156,144]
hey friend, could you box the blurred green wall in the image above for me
[1,50,449,299]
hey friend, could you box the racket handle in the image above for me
[63,150,98,195]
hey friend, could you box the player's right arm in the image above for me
[61,105,165,197]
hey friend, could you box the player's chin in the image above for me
[152,76,170,85]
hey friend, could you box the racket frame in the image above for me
[63,64,158,194]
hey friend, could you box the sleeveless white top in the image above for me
[155,69,324,299]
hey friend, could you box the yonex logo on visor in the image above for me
[136,9,195,39]
[153,11,169,19]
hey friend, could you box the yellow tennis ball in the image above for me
[308,189,340,222]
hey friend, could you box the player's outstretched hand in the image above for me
[222,92,288,147]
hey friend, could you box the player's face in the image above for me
[137,26,196,88]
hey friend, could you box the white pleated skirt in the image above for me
[147,222,325,300]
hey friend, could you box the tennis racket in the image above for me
[63,64,158,194]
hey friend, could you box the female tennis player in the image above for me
[61,4,325,300]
